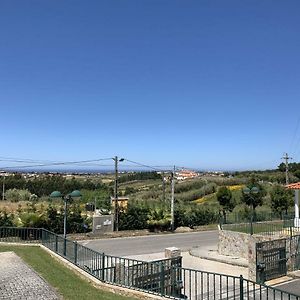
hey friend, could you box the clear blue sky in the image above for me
[1,1,300,171]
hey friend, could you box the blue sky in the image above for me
[1,1,300,171]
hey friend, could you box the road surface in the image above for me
[79,230,218,256]
[275,279,300,297]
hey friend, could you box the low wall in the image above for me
[219,230,281,281]
[248,235,276,281]
[218,230,250,259]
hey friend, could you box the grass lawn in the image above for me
[0,245,131,300]
[222,221,289,234]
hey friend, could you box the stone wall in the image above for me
[218,230,250,259]
[219,230,286,281]
[247,235,275,281]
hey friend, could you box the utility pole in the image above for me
[170,165,175,231]
[162,171,165,203]
[2,176,5,201]
[282,153,292,185]
[113,156,124,231]
[114,156,119,231]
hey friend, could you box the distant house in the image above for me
[175,169,199,181]
[110,196,129,210]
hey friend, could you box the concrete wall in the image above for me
[92,214,114,235]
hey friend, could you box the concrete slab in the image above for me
[189,245,248,267]
[124,251,248,279]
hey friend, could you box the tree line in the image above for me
[1,174,108,198]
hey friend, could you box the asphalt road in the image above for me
[79,230,219,256]
[275,279,300,296]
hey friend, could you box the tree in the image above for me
[216,186,234,223]
[270,185,293,215]
[241,178,265,212]
[5,188,32,202]
[0,210,14,227]
[294,170,300,180]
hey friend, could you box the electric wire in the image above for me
[0,158,112,170]
[123,159,173,172]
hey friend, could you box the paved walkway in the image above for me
[0,252,59,300]
[190,244,248,267]
[125,250,248,278]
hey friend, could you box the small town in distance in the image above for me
[1,1,300,299]
[1,156,300,299]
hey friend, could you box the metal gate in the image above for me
[256,238,287,284]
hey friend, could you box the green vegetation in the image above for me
[0,163,298,233]
[0,202,89,234]
[216,186,234,222]
[118,171,161,183]
[1,173,110,199]
[222,220,289,234]
[0,245,130,300]
[270,185,294,214]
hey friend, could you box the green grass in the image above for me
[0,245,130,300]
[222,221,288,235]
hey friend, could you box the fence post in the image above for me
[101,253,105,281]
[40,229,43,244]
[160,263,165,296]
[240,275,244,300]
[55,235,58,253]
[64,238,67,256]
[74,241,78,265]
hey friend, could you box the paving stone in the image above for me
[0,252,60,300]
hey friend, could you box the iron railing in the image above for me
[221,212,295,225]
[221,219,300,237]
[0,226,299,300]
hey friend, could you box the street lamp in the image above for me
[243,186,259,235]
[49,190,82,238]
[112,156,124,231]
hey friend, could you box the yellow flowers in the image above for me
[227,185,244,191]
[194,197,207,204]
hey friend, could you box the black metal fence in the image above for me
[220,218,300,237]
[0,226,299,300]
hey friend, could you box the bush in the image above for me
[5,188,32,202]
[0,210,14,227]
[175,205,218,228]
[119,204,150,230]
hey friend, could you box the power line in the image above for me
[0,158,112,170]
[123,158,172,172]
[289,117,300,155]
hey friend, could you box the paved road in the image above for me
[80,230,218,256]
[275,279,300,297]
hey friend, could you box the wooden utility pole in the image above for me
[162,171,165,203]
[282,153,292,185]
[114,156,119,231]
[171,166,175,231]
[2,176,5,201]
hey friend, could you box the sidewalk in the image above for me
[189,245,248,267]
[0,252,59,300]
[125,250,248,279]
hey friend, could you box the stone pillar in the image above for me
[295,190,300,227]
[165,247,181,259]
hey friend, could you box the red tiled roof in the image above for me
[286,182,300,190]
